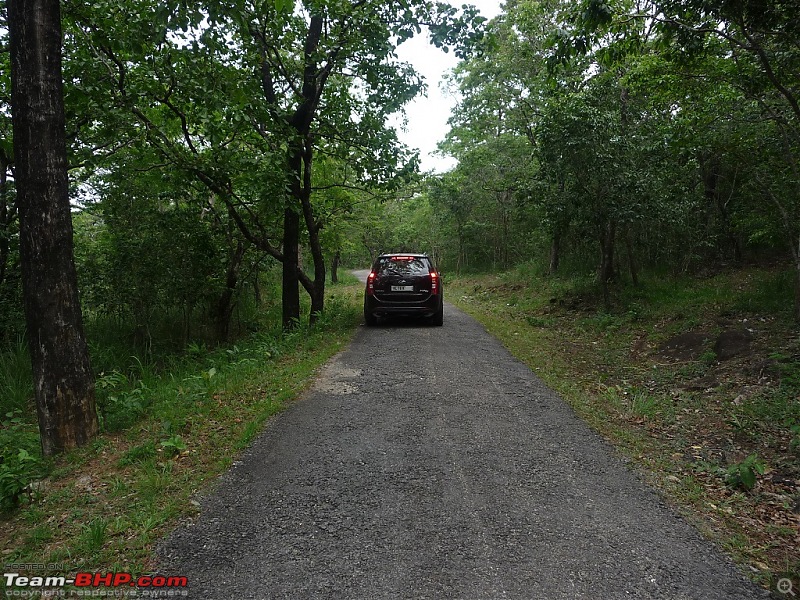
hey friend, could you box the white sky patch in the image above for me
[391,0,503,174]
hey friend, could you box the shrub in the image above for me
[0,410,43,512]
[725,454,766,491]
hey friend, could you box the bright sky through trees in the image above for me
[393,0,502,173]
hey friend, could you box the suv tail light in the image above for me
[367,271,376,296]
[429,271,440,295]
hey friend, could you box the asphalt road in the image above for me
[158,284,767,599]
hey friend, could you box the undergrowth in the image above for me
[0,274,362,575]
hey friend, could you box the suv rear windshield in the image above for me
[375,256,431,275]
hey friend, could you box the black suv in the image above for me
[364,253,443,326]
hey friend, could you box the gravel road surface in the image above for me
[158,287,767,599]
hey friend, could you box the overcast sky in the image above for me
[391,0,504,173]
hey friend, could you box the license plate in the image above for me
[391,285,414,292]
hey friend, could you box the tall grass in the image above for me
[0,272,362,517]
[2,274,362,571]
[0,337,33,415]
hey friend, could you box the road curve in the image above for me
[158,301,767,599]
[351,268,371,284]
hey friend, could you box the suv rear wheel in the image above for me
[429,302,443,326]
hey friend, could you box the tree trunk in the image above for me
[309,275,324,324]
[624,225,639,286]
[0,152,12,288]
[8,0,98,455]
[456,224,464,276]
[793,261,800,322]
[282,206,301,329]
[500,191,510,270]
[253,268,262,306]
[215,240,246,342]
[791,234,800,323]
[599,220,616,310]
[182,302,192,347]
[549,229,561,275]
[331,251,340,284]
[299,139,325,324]
[261,15,326,330]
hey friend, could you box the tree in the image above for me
[567,0,800,314]
[439,0,594,275]
[7,0,98,455]
[0,9,22,342]
[217,0,482,326]
[64,0,481,328]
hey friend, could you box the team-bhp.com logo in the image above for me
[4,572,188,597]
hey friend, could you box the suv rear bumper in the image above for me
[364,295,442,319]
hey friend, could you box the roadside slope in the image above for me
[158,304,766,599]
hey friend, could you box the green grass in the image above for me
[0,275,363,575]
[0,337,33,414]
[79,519,109,555]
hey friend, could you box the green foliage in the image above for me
[694,451,767,493]
[0,338,33,414]
[732,270,795,316]
[599,385,673,421]
[0,277,23,344]
[74,174,233,347]
[159,435,187,458]
[338,0,796,318]
[0,411,43,512]
[725,455,766,492]
[96,372,150,432]
[699,349,717,365]
[791,424,800,454]
[118,441,157,467]
[56,0,486,329]
[0,448,37,512]
[22,300,361,565]
[79,518,109,555]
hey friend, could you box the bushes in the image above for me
[0,342,40,512]
[0,251,361,518]
[0,338,32,415]
[0,410,43,512]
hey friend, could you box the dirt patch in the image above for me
[658,329,755,362]
[681,375,721,391]
[630,335,649,358]
[658,332,712,361]
[314,358,363,395]
[714,329,754,360]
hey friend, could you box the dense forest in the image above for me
[379,0,800,311]
[1,0,799,468]
[0,0,483,458]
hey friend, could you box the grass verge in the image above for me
[448,265,800,592]
[0,277,362,582]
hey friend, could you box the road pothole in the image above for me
[315,361,363,395]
